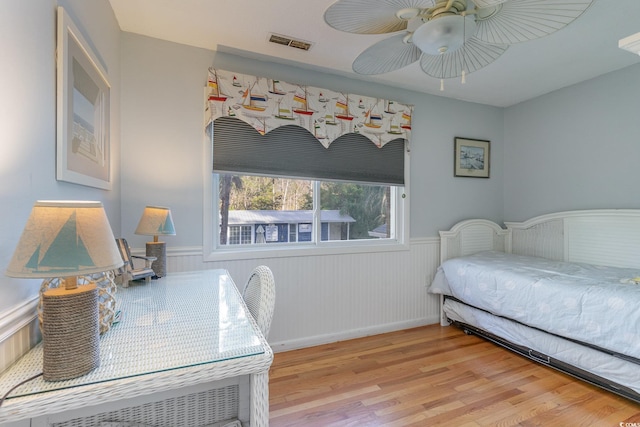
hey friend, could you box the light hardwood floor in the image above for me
[269,325,640,426]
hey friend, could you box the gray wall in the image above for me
[0,0,121,313]
[120,33,505,250]
[503,63,640,220]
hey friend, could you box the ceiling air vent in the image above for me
[268,33,312,51]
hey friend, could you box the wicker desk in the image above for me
[0,269,273,427]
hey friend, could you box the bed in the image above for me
[428,209,640,403]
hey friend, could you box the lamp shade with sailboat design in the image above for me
[134,205,176,278]
[6,201,123,381]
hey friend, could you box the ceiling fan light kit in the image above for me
[324,0,594,89]
[412,15,476,56]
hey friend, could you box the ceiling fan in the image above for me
[324,0,594,87]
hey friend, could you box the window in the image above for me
[215,174,403,248]
[204,116,409,260]
[289,224,297,243]
[320,181,391,241]
[219,175,312,246]
[228,225,252,245]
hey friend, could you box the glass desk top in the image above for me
[0,269,265,399]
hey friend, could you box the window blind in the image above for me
[211,117,405,186]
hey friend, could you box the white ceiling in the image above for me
[109,0,640,107]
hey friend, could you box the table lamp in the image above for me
[6,201,123,381]
[134,205,176,278]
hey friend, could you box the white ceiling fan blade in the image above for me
[353,33,421,75]
[324,0,436,35]
[475,0,594,45]
[419,37,508,78]
[469,0,509,7]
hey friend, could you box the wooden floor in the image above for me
[269,325,640,426]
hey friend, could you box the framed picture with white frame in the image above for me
[56,7,112,190]
[454,137,490,178]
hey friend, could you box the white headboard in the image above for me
[439,219,509,264]
[440,209,640,268]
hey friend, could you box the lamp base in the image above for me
[42,284,100,381]
[146,241,167,278]
[37,273,117,335]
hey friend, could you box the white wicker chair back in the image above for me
[242,265,275,339]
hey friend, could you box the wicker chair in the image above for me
[242,265,276,339]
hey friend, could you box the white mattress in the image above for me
[430,251,640,360]
[443,298,640,396]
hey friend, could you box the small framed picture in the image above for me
[454,137,490,178]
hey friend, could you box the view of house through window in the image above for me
[218,174,393,246]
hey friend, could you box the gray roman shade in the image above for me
[211,117,405,185]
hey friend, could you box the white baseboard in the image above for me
[269,316,440,353]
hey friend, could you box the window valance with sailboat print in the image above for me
[205,68,413,148]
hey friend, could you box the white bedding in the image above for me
[429,251,640,360]
[443,299,640,396]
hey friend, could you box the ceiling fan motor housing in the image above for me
[412,15,476,55]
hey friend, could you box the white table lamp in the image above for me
[6,201,123,381]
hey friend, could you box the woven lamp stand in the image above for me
[42,282,100,381]
[37,272,117,335]
[146,241,166,278]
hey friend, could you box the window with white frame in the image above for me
[206,116,408,257]
[228,225,252,245]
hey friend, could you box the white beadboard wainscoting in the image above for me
[166,237,442,352]
[0,238,441,372]
[0,297,40,374]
